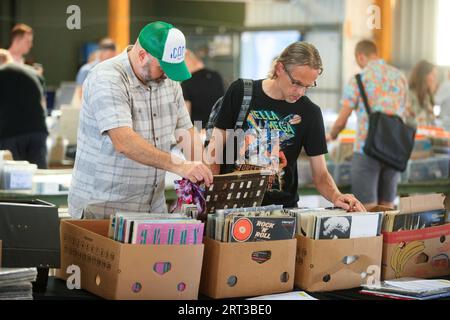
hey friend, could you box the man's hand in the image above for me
[332,193,366,212]
[178,161,213,187]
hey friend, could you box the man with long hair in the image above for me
[208,41,364,211]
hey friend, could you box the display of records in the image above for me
[203,170,271,215]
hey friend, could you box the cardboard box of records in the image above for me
[200,206,297,299]
[56,219,204,300]
[292,208,384,292]
[380,193,450,280]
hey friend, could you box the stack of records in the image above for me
[360,277,450,300]
[288,208,383,240]
[206,205,296,242]
[109,212,204,245]
[0,268,37,300]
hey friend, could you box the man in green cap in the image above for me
[69,21,212,219]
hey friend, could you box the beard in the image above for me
[140,60,167,85]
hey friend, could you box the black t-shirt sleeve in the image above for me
[181,81,192,101]
[304,104,328,156]
[214,79,244,130]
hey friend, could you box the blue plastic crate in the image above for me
[407,155,450,182]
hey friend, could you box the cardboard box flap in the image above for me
[368,205,396,213]
[399,194,445,214]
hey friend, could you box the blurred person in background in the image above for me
[0,49,48,168]
[406,60,438,127]
[435,70,450,121]
[8,23,34,65]
[75,38,117,102]
[182,49,224,131]
[76,38,117,87]
[8,23,45,79]
[328,40,408,210]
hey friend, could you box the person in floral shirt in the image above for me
[328,40,408,210]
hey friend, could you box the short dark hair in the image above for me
[355,40,378,56]
[98,38,116,51]
[11,23,33,43]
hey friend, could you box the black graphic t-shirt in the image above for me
[214,79,328,207]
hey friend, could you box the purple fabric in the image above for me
[173,178,206,214]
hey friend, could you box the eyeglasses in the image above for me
[283,65,317,92]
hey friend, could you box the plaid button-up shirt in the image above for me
[68,47,192,219]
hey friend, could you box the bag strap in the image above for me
[355,74,371,115]
[234,79,253,130]
[204,79,253,148]
[205,97,223,132]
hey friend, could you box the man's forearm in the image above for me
[330,104,353,140]
[186,127,205,163]
[329,123,345,140]
[110,128,183,175]
[313,171,342,204]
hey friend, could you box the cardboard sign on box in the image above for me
[294,235,383,292]
[56,220,204,300]
[381,223,450,280]
[200,237,296,299]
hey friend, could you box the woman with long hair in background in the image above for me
[406,60,439,127]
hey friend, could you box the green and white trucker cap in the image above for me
[138,21,191,81]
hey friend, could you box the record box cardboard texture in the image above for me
[382,224,450,280]
[56,220,204,300]
[381,193,450,280]
[398,193,446,214]
[294,235,383,292]
[200,237,296,299]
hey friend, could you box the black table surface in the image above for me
[32,276,450,301]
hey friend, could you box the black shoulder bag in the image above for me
[355,74,415,172]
